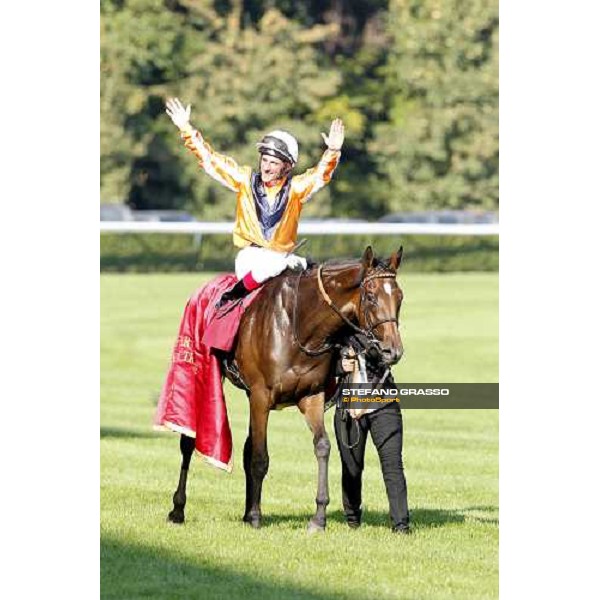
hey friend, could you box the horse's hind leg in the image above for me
[243,400,270,529]
[299,393,331,533]
[167,434,195,524]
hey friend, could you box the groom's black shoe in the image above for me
[392,525,412,535]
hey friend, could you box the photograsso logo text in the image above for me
[341,388,450,396]
[337,383,499,409]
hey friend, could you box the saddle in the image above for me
[210,262,317,393]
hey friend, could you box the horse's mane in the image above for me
[309,256,393,275]
[271,255,393,289]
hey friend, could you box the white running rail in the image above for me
[100,221,499,236]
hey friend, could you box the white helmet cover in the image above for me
[256,130,299,165]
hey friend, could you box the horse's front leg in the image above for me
[242,427,253,521]
[243,395,270,529]
[299,393,330,533]
[168,434,195,524]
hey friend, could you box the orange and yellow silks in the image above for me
[181,130,340,253]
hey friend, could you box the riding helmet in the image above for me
[256,130,299,166]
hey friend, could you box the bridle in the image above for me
[292,264,399,357]
[359,270,400,335]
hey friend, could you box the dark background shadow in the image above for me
[101,537,354,600]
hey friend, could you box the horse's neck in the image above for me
[294,268,358,344]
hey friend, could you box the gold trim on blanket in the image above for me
[195,450,234,473]
[153,421,197,439]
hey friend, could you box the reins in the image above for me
[340,410,361,450]
[292,263,398,356]
[292,268,339,356]
[291,261,399,452]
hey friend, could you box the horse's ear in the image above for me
[389,245,404,272]
[362,245,375,269]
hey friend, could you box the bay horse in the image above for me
[168,245,404,532]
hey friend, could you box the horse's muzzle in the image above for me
[381,346,403,366]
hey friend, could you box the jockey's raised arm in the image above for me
[165,96,345,306]
[182,131,248,193]
[291,147,341,203]
[291,117,344,202]
[165,97,247,192]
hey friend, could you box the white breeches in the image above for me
[235,246,307,283]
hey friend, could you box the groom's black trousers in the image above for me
[333,402,409,529]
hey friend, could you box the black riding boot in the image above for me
[216,280,247,308]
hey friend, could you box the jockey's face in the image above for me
[260,154,290,184]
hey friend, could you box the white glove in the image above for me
[165,97,192,132]
[321,118,345,151]
[286,255,307,271]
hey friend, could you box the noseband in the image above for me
[293,264,399,356]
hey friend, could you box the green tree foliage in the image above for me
[101,0,194,207]
[370,0,499,211]
[171,3,344,218]
[100,0,498,217]
[101,0,344,215]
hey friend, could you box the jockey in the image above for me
[165,98,345,306]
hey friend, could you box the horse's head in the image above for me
[355,245,404,366]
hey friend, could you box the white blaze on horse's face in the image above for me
[367,275,403,365]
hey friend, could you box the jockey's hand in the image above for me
[286,255,307,271]
[321,118,345,151]
[165,97,192,132]
[341,358,356,373]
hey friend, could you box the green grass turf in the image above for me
[101,272,498,600]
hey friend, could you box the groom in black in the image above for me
[332,336,410,533]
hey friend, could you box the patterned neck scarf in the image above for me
[250,172,292,241]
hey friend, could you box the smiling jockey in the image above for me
[165,98,345,307]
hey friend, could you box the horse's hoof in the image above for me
[168,510,185,524]
[242,515,261,529]
[307,519,325,534]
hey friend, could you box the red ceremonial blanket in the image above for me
[154,274,260,472]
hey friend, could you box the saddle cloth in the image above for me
[154,274,260,472]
